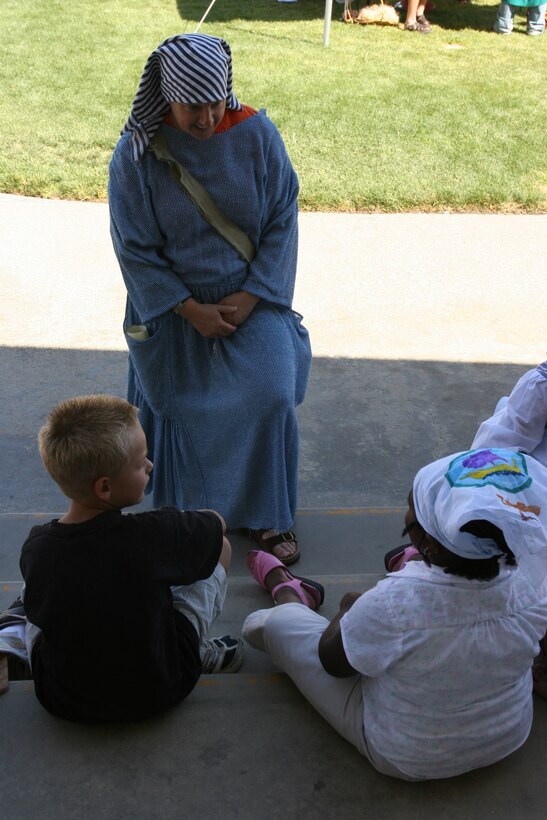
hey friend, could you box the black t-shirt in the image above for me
[20,508,222,723]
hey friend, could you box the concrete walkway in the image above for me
[1,194,545,362]
[0,194,546,819]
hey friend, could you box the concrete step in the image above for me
[2,676,547,820]
[5,502,545,819]
[3,514,547,817]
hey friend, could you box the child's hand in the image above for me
[198,509,227,533]
[319,594,361,678]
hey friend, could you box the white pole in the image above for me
[323,0,334,46]
[195,0,219,33]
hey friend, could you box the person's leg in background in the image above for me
[405,0,432,31]
[527,2,546,34]
[494,2,516,34]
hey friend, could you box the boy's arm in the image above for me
[197,509,226,533]
[318,592,361,678]
[147,508,225,586]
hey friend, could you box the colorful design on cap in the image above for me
[496,493,541,517]
[445,449,532,493]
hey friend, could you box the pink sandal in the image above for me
[247,550,324,610]
[384,545,421,572]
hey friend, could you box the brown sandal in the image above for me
[405,18,431,32]
[246,529,301,566]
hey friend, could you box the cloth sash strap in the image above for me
[148,131,256,264]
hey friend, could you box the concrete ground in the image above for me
[0,194,546,819]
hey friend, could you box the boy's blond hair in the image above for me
[39,395,140,499]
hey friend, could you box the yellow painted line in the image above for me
[0,682,35,694]
[313,575,382,582]
[229,574,381,584]
[296,507,404,516]
[264,673,284,684]
[0,512,65,519]
[2,508,404,519]
[196,673,286,688]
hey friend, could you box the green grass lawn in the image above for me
[0,0,545,210]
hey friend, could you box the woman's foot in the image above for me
[247,528,300,565]
[247,550,324,609]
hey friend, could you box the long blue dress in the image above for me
[108,110,311,528]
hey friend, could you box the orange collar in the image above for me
[163,104,257,135]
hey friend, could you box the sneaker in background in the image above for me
[200,635,245,674]
[0,597,25,629]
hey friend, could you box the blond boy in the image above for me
[12,395,243,722]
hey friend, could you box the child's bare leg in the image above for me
[533,636,547,700]
[405,0,430,28]
[218,536,232,572]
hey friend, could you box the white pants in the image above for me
[242,603,411,780]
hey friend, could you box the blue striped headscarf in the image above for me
[122,34,242,160]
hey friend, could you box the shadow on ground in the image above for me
[1,345,528,513]
[175,0,499,33]
[176,0,331,25]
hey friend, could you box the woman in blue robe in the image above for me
[108,34,311,564]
